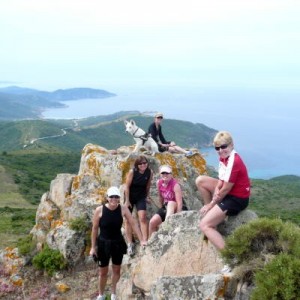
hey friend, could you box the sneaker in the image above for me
[96,295,106,300]
[111,294,117,300]
[185,150,194,157]
[127,243,135,256]
[221,264,232,274]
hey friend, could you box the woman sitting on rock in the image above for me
[149,165,183,238]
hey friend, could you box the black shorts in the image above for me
[156,202,188,222]
[129,197,147,212]
[158,144,169,152]
[97,236,127,267]
[218,194,249,216]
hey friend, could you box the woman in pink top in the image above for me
[149,165,183,238]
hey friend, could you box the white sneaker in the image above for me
[221,264,232,274]
[111,294,117,300]
[96,295,105,300]
[127,243,135,256]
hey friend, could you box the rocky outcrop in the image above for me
[117,209,256,299]
[2,143,257,299]
[30,143,207,264]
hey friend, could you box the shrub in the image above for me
[69,217,90,232]
[17,234,36,256]
[221,218,300,265]
[32,245,66,276]
[251,254,300,300]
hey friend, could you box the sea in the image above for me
[42,85,300,180]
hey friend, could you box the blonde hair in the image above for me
[213,131,233,146]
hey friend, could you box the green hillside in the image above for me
[250,177,300,225]
[0,112,217,152]
[0,86,116,120]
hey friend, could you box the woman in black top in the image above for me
[90,186,146,300]
[148,112,193,156]
[124,155,153,255]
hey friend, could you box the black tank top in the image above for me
[129,168,151,201]
[99,204,123,240]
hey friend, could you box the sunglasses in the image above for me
[109,195,120,199]
[161,172,171,175]
[215,144,228,151]
[138,161,148,165]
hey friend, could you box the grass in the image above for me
[249,178,300,225]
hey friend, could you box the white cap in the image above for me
[160,165,172,174]
[155,112,164,118]
[107,186,121,197]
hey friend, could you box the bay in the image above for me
[42,86,300,179]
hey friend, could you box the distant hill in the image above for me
[0,86,116,120]
[0,111,217,152]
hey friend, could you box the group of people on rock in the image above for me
[89,113,251,300]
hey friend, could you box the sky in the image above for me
[0,0,299,91]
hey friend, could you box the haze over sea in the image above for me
[42,85,300,180]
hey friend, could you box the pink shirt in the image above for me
[157,178,178,204]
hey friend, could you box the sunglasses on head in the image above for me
[109,195,120,199]
[161,172,171,175]
[215,144,228,151]
[138,161,148,165]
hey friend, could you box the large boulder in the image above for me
[117,209,257,298]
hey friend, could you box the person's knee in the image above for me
[100,269,109,277]
[195,175,206,188]
[199,220,209,233]
[139,213,147,224]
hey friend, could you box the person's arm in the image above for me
[158,125,169,145]
[173,183,183,212]
[124,169,134,208]
[212,181,234,204]
[89,206,102,257]
[157,180,164,207]
[148,123,159,143]
[200,180,234,216]
[146,170,153,202]
[122,205,147,245]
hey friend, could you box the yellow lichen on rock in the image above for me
[87,154,102,178]
[118,158,135,183]
[188,153,207,175]
[51,220,63,229]
[97,187,108,203]
[55,282,71,293]
[72,175,81,191]
[10,274,23,287]
[156,153,179,177]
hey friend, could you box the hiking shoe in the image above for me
[221,264,232,274]
[185,151,194,157]
[127,243,135,256]
[96,295,106,300]
[111,294,117,300]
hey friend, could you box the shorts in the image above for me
[218,194,249,216]
[156,201,188,222]
[129,197,147,213]
[97,236,127,267]
[158,144,169,152]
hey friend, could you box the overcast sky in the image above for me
[0,0,299,90]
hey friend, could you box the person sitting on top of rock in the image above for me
[148,112,194,157]
[149,165,183,238]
